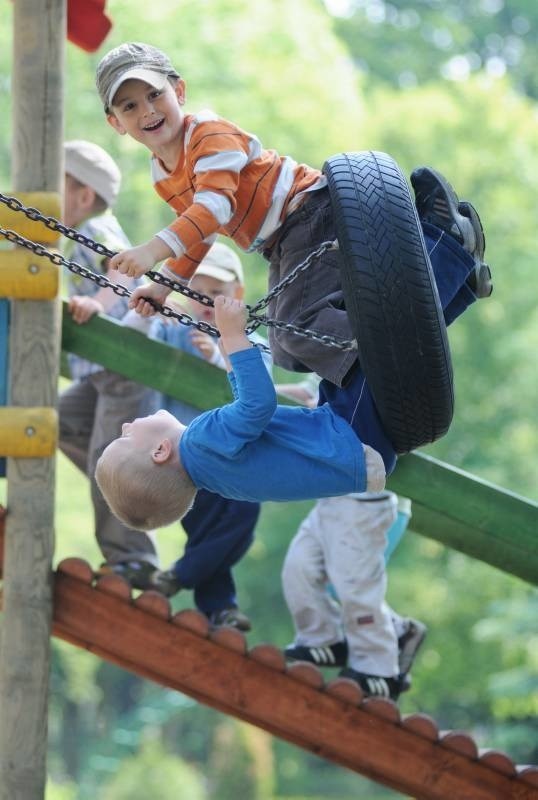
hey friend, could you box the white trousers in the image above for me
[282,493,400,676]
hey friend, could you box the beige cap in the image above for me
[64,140,121,208]
[96,42,180,110]
[195,242,244,284]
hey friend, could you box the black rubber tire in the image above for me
[323,150,454,454]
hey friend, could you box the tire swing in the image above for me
[324,150,454,455]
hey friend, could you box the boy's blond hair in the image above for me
[95,441,196,531]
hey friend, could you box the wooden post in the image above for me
[0,1,65,797]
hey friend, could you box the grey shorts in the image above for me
[265,188,357,386]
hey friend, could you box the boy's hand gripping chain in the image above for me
[0,193,356,353]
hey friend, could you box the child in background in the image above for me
[276,377,425,701]
[282,491,426,701]
[59,140,161,585]
[147,242,272,630]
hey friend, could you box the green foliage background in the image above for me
[1,0,537,798]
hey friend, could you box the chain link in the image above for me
[0,192,357,352]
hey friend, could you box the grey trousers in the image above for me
[266,188,357,386]
[59,369,160,566]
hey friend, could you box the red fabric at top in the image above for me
[67,0,112,52]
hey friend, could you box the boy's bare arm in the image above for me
[214,296,252,359]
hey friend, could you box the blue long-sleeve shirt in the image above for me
[179,347,367,502]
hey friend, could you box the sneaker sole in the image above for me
[458,202,492,298]
[399,620,428,676]
[459,201,486,261]
[284,645,347,668]
[411,167,476,253]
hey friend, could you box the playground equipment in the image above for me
[1,2,537,797]
[1,296,537,798]
[0,515,537,799]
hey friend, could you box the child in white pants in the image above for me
[281,491,426,701]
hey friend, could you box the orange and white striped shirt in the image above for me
[152,110,326,282]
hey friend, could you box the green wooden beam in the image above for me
[61,301,231,408]
[61,304,538,585]
[388,454,537,585]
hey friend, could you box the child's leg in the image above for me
[325,495,399,677]
[412,166,491,323]
[266,171,485,386]
[59,376,97,474]
[282,500,344,647]
[266,188,356,387]
[319,371,397,476]
[384,498,411,561]
[422,222,477,325]
[175,489,258,615]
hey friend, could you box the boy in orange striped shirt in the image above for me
[96,42,490,389]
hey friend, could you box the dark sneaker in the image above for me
[398,617,427,677]
[410,166,478,254]
[148,568,182,598]
[459,201,493,298]
[96,561,181,597]
[97,560,158,590]
[400,673,412,693]
[208,607,252,632]
[284,640,348,668]
[339,667,401,701]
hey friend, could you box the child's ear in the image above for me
[174,79,187,106]
[152,438,173,464]
[106,112,126,135]
[233,283,245,300]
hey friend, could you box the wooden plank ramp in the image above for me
[0,512,537,799]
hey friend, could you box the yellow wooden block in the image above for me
[0,250,59,299]
[0,407,57,457]
[0,192,62,244]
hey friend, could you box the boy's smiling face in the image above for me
[107,78,186,166]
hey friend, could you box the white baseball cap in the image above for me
[195,242,244,284]
[64,140,121,208]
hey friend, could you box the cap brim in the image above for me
[194,265,239,283]
[107,68,169,107]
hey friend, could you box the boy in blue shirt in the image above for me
[95,294,387,531]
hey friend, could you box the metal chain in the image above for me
[0,225,223,338]
[0,192,357,352]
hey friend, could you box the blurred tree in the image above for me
[207,720,274,800]
[101,739,206,799]
[325,0,538,99]
[473,592,538,763]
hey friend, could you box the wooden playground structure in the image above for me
[1,2,537,798]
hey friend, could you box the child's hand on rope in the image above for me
[110,237,174,278]
[214,296,251,356]
[128,282,173,317]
